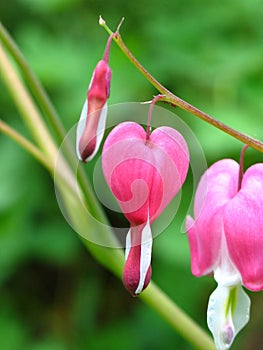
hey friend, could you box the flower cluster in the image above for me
[75,28,263,350]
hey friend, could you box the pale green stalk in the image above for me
[0,119,51,170]
[0,43,58,164]
[141,284,216,350]
[0,22,66,144]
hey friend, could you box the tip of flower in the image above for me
[99,16,105,26]
[79,136,97,162]
[123,262,152,297]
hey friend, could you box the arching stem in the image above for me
[99,18,263,154]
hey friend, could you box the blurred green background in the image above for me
[1,0,263,349]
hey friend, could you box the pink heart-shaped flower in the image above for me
[102,121,189,295]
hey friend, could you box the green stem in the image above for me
[0,119,79,196]
[100,19,263,153]
[141,283,216,350]
[0,43,58,164]
[0,119,52,170]
[0,22,66,145]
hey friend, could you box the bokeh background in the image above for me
[1,0,263,349]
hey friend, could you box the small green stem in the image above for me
[0,119,52,170]
[100,18,263,153]
[0,43,58,164]
[0,119,77,195]
[0,22,67,145]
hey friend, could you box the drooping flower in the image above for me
[186,158,263,350]
[76,35,112,162]
[102,121,189,295]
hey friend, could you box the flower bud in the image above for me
[76,37,112,162]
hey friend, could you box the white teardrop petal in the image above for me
[125,228,131,261]
[135,218,152,295]
[231,285,250,336]
[207,283,250,350]
[76,100,88,160]
[87,101,107,161]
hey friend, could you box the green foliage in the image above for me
[1,0,262,349]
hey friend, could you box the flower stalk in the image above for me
[99,18,263,153]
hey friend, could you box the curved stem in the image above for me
[141,283,216,350]
[0,43,58,163]
[0,119,52,170]
[100,19,263,153]
[0,22,66,145]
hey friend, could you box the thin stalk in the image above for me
[0,119,80,196]
[0,43,58,164]
[100,18,263,153]
[141,283,216,350]
[0,119,51,170]
[0,22,66,144]
[146,94,166,140]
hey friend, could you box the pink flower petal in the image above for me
[187,159,239,276]
[102,122,189,224]
[123,221,152,296]
[76,60,111,162]
[224,163,263,291]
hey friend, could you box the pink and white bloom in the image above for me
[102,122,189,295]
[76,38,112,162]
[186,159,263,350]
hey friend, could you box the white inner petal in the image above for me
[125,228,131,261]
[135,218,152,295]
[76,99,88,160]
[214,234,241,287]
[207,283,250,350]
[87,101,107,161]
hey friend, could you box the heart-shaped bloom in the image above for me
[102,122,189,295]
[76,38,112,162]
[186,159,263,350]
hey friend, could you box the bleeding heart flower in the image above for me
[76,36,112,162]
[186,158,263,350]
[102,121,189,295]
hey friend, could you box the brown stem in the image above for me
[100,19,263,153]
